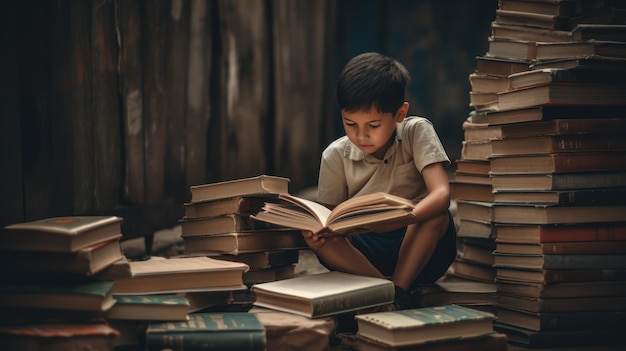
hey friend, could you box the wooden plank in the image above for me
[116,0,145,204]
[91,0,122,211]
[0,0,23,226]
[143,0,168,205]
[71,0,95,213]
[185,0,212,188]
[19,0,74,220]
[212,0,270,182]
[163,0,190,203]
[272,0,335,192]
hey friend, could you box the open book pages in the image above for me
[251,192,416,236]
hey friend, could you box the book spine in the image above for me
[312,284,394,317]
[553,154,626,172]
[146,331,265,351]
[543,254,626,270]
[540,225,626,242]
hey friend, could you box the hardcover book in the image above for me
[492,188,626,205]
[494,321,626,348]
[496,267,626,285]
[349,331,508,351]
[252,271,395,318]
[105,294,190,321]
[183,196,269,219]
[251,192,416,237]
[0,216,123,252]
[145,312,266,351]
[0,323,118,351]
[490,171,626,191]
[496,82,626,111]
[496,307,626,332]
[354,304,496,347]
[214,250,299,269]
[486,104,626,125]
[0,280,116,312]
[492,203,626,224]
[0,236,123,276]
[110,256,248,295]
[179,214,278,236]
[182,229,307,255]
[497,294,626,313]
[493,253,626,270]
[495,279,626,298]
[497,118,626,138]
[189,175,289,203]
[494,223,626,243]
[489,152,626,174]
[490,134,626,156]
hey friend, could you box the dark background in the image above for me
[0,0,497,239]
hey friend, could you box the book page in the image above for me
[278,195,332,225]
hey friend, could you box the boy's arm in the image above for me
[411,162,450,222]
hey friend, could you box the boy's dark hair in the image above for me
[336,52,410,114]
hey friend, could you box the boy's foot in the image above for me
[393,285,415,310]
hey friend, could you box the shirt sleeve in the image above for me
[404,117,450,172]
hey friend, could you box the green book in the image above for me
[0,280,115,312]
[146,312,266,351]
[355,304,496,347]
[106,294,190,321]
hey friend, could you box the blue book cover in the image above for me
[146,312,266,351]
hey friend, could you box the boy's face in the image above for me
[341,103,408,160]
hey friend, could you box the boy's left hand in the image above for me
[302,230,326,250]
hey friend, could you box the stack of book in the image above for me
[0,216,125,350]
[443,118,500,314]
[99,255,249,348]
[464,0,626,349]
[179,175,308,309]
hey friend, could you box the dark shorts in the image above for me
[319,210,457,290]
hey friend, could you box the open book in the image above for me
[250,192,417,237]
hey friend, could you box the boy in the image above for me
[303,52,456,310]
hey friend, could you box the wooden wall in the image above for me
[0,0,496,240]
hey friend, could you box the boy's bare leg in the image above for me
[302,233,386,279]
[392,211,450,291]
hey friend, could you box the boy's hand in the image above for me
[301,230,327,251]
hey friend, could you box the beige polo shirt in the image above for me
[317,116,450,206]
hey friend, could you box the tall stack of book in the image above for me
[0,216,125,350]
[471,0,626,349]
[421,116,499,315]
[178,175,308,309]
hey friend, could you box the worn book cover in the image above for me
[183,196,270,219]
[496,266,626,285]
[493,252,626,271]
[189,175,289,203]
[494,223,626,244]
[252,271,394,318]
[489,152,626,175]
[145,312,266,351]
[182,229,307,255]
[179,214,280,236]
[355,304,496,347]
[0,322,118,351]
[492,203,626,224]
[0,280,116,312]
[0,236,123,276]
[110,256,248,295]
[105,294,190,321]
[491,171,626,191]
[0,216,123,252]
